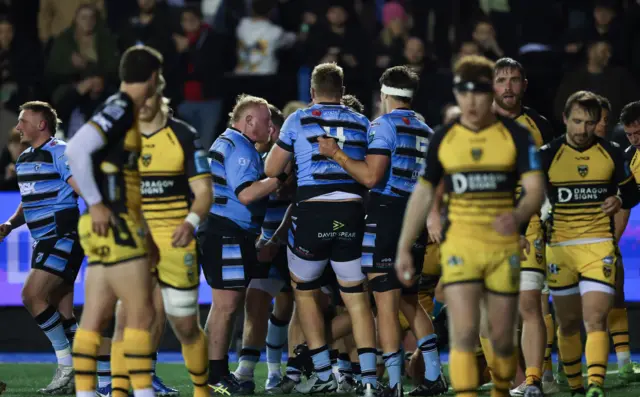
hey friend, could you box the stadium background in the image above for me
[0,0,639,355]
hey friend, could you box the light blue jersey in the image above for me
[276,103,370,202]
[260,154,289,241]
[369,109,433,198]
[16,138,79,240]
[209,128,268,234]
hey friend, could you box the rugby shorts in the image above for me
[32,233,84,284]
[150,226,199,290]
[546,240,616,295]
[520,221,546,291]
[79,213,147,267]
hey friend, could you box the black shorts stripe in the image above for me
[22,191,59,203]
[300,117,368,132]
[17,173,61,183]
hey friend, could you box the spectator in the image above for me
[38,0,105,48]
[174,6,232,148]
[400,36,437,123]
[471,19,504,60]
[554,40,638,126]
[0,17,42,148]
[451,40,481,68]
[374,1,409,74]
[282,100,307,118]
[0,128,27,191]
[595,94,612,138]
[235,0,297,75]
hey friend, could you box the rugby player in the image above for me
[611,100,640,383]
[595,95,611,139]
[317,65,446,396]
[540,91,639,396]
[396,55,545,397]
[199,94,281,394]
[65,45,163,397]
[233,105,296,392]
[265,63,378,395]
[491,58,555,396]
[0,102,83,395]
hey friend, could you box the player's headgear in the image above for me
[379,65,419,102]
[453,55,495,93]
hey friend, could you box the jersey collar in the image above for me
[229,127,256,145]
[33,136,53,150]
[564,134,597,152]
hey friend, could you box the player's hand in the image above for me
[4,163,16,179]
[0,222,12,243]
[395,248,416,288]
[89,202,114,237]
[427,212,442,244]
[519,235,530,261]
[172,222,195,248]
[317,136,339,158]
[71,52,87,69]
[493,211,518,236]
[257,240,280,263]
[601,196,622,217]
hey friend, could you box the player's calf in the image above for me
[518,278,546,389]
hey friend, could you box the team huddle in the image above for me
[1,44,640,397]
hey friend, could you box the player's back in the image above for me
[140,117,210,230]
[428,117,537,245]
[280,103,370,201]
[87,92,141,217]
[542,135,632,244]
[16,138,78,240]
[370,109,433,198]
[209,128,268,234]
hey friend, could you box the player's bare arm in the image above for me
[426,180,445,243]
[264,144,292,177]
[65,123,114,237]
[237,177,281,206]
[317,136,389,188]
[0,203,25,242]
[172,177,213,248]
[395,180,435,286]
[614,209,631,242]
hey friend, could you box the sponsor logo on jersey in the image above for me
[19,182,37,196]
[333,220,344,231]
[447,255,463,266]
[548,263,559,274]
[141,179,175,195]
[557,186,608,203]
[451,172,507,193]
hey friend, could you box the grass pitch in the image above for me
[0,363,638,396]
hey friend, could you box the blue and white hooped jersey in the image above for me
[276,103,370,202]
[209,128,268,234]
[369,109,433,198]
[16,138,79,240]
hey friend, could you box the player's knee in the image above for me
[582,309,608,332]
[556,312,582,335]
[172,316,200,343]
[211,290,242,316]
[453,327,479,350]
[161,287,198,318]
[518,292,542,320]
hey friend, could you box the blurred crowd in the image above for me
[2,0,640,190]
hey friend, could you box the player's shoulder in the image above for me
[523,106,551,126]
[43,137,68,156]
[596,136,624,157]
[500,114,532,137]
[623,144,638,160]
[430,120,456,145]
[16,147,33,163]
[168,117,198,138]
[99,92,134,113]
[539,135,564,153]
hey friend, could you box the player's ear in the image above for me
[38,120,46,131]
[310,87,315,100]
[341,86,345,97]
[523,78,528,93]
[562,113,568,126]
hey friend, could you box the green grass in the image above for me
[0,363,638,396]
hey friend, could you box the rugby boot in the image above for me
[38,365,75,395]
[152,374,179,396]
[265,375,298,394]
[294,373,338,394]
[407,374,448,396]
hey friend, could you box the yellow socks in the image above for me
[449,349,479,397]
[479,336,496,381]
[111,341,131,397]
[543,314,554,373]
[72,329,101,392]
[557,330,584,391]
[491,354,516,397]
[585,331,608,387]
[123,328,154,392]
[182,329,209,397]
[608,308,631,367]
[525,367,542,385]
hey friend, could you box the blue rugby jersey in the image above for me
[260,153,289,241]
[209,128,268,234]
[369,109,433,198]
[276,103,369,201]
[16,138,79,240]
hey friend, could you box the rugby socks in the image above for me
[209,355,230,384]
[449,349,478,397]
[62,317,78,345]
[123,328,154,394]
[585,331,608,387]
[266,313,288,376]
[418,334,441,381]
[330,349,340,378]
[111,341,131,397]
[338,353,352,379]
[235,347,260,379]
[309,345,332,381]
[432,300,444,317]
[151,352,158,376]
[352,361,362,382]
[35,306,72,366]
[285,356,302,382]
[557,330,584,391]
[182,329,209,397]
[608,308,631,368]
[525,367,542,386]
[479,336,496,381]
[97,355,112,388]
[383,350,403,388]
[491,353,517,397]
[543,313,554,380]
[72,328,101,393]
[358,348,378,387]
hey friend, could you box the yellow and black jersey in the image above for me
[624,145,640,188]
[87,92,141,217]
[139,117,210,230]
[419,116,542,245]
[541,136,638,244]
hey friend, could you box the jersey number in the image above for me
[415,136,429,165]
[323,127,345,149]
